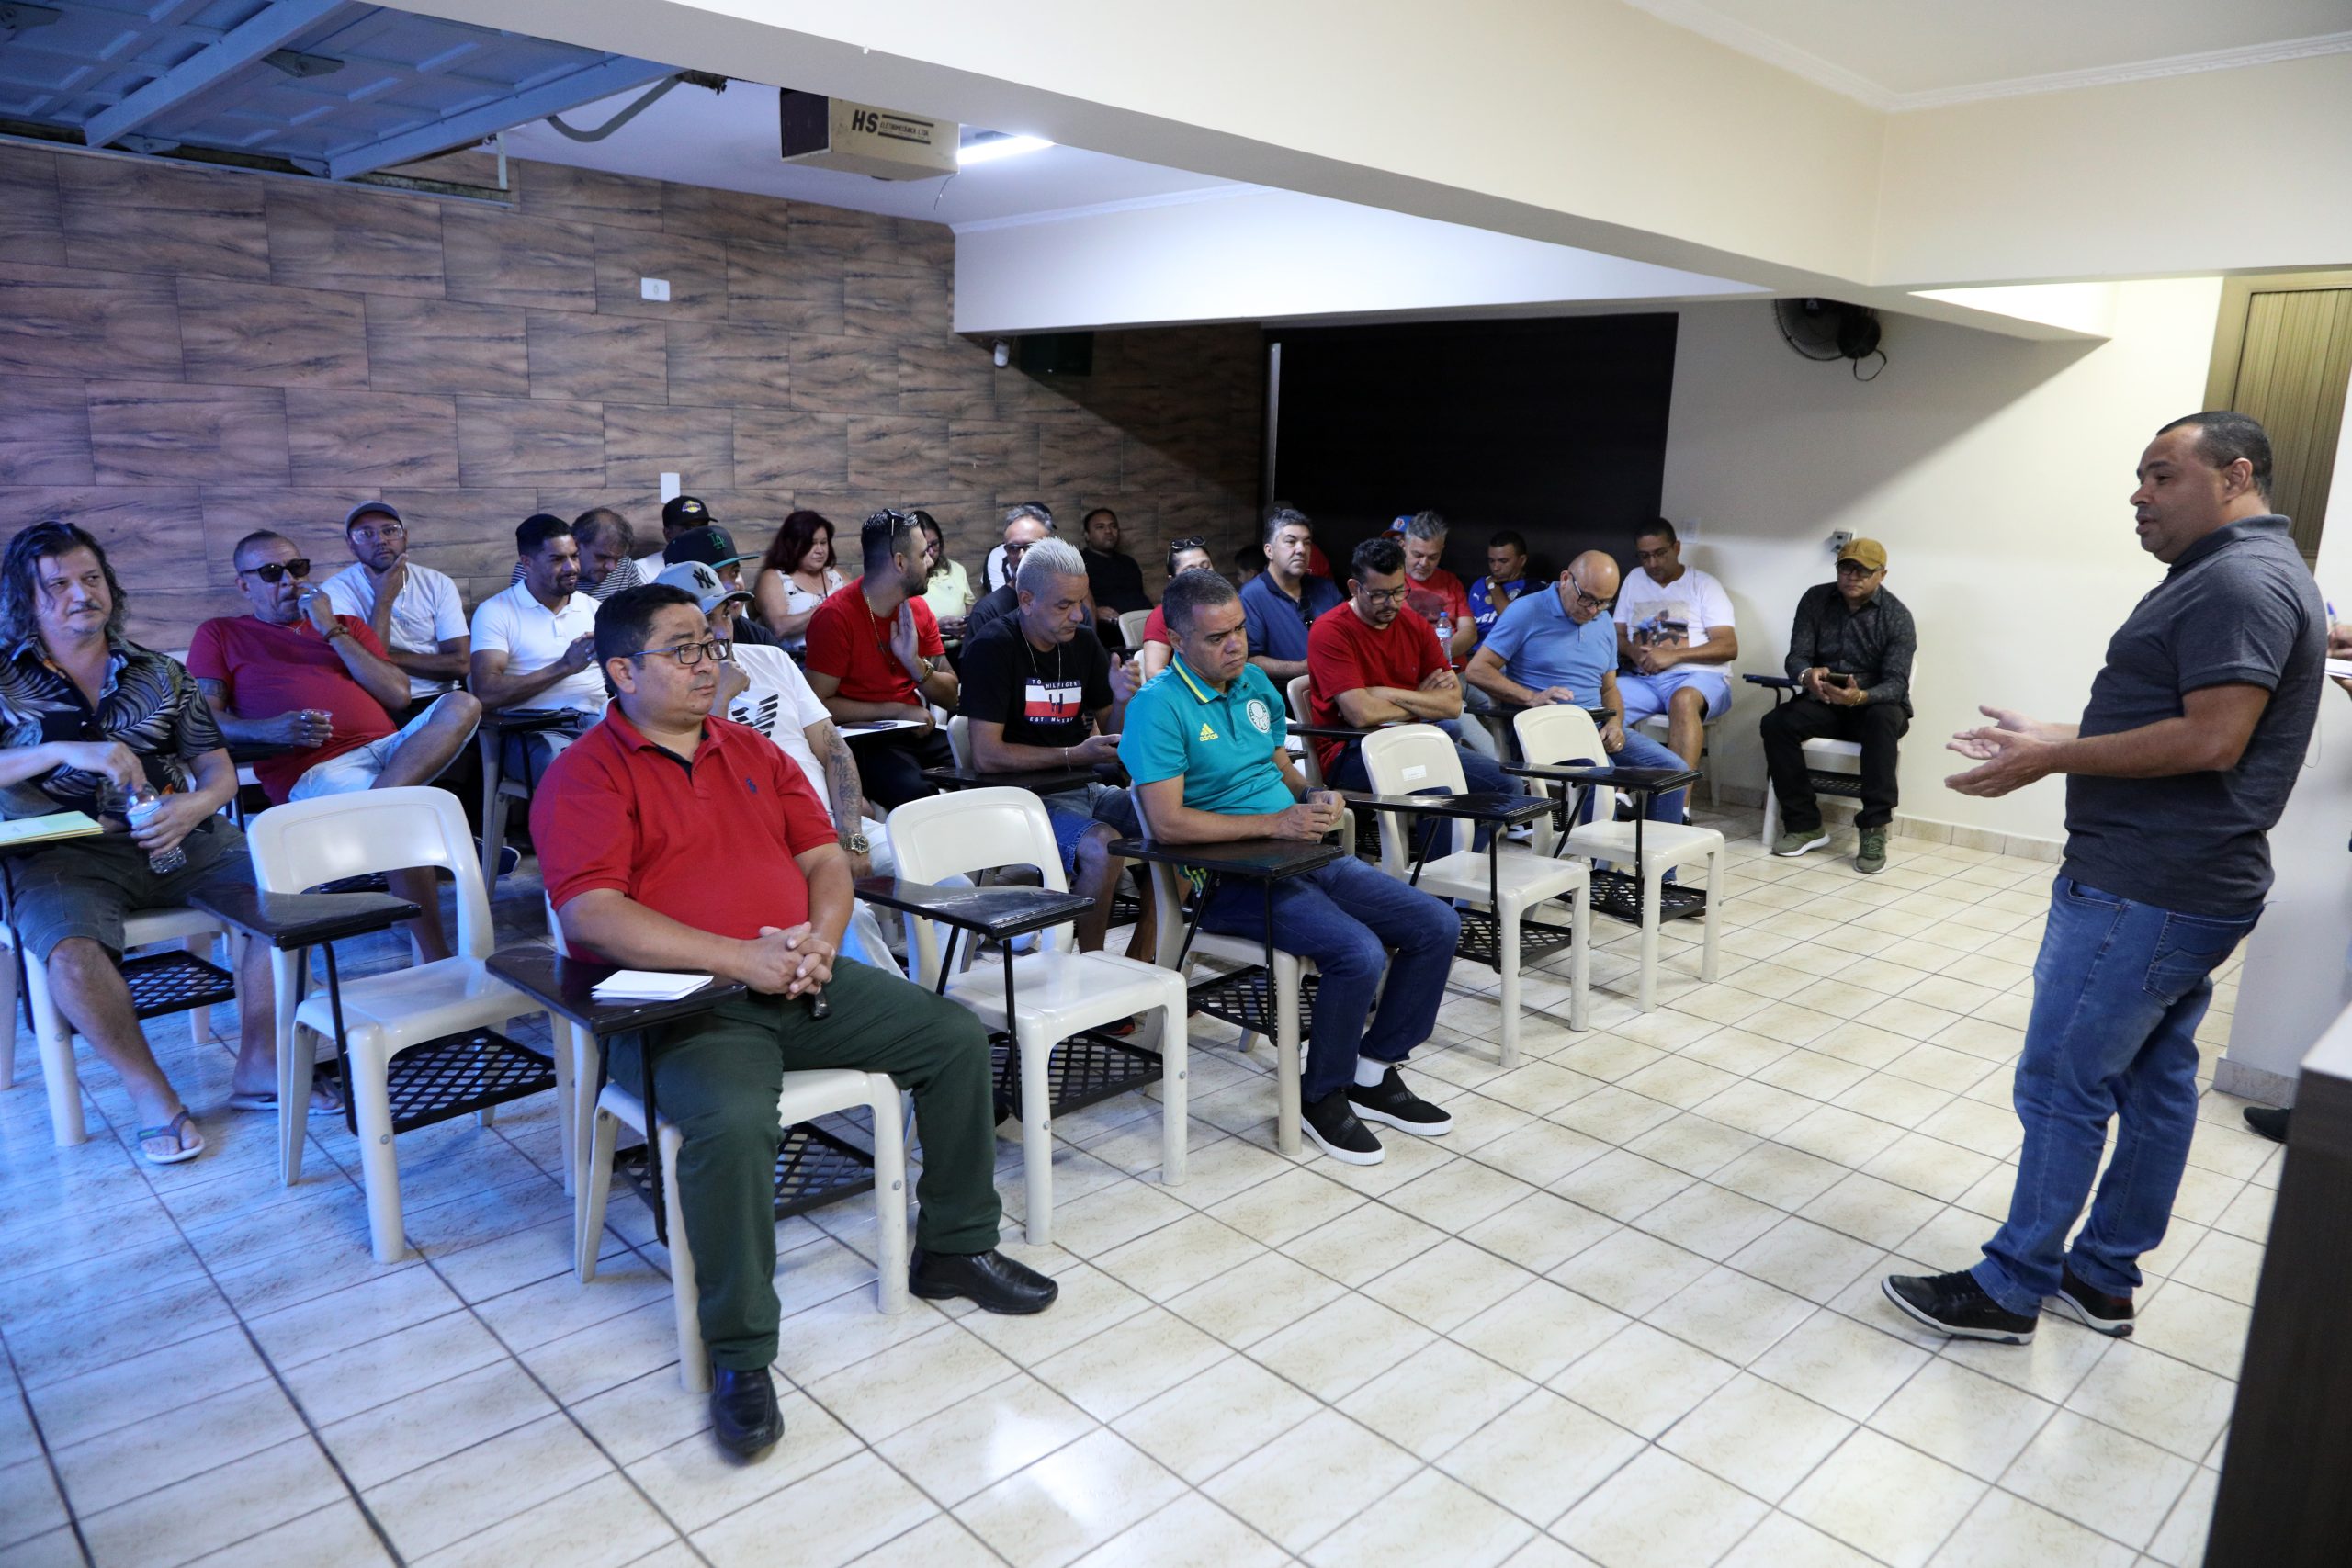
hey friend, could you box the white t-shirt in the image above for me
[727,643,834,808]
[469,581,605,713]
[1615,565,1735,655]
[321,560,469,699]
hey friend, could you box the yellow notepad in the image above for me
[0,811,104,849]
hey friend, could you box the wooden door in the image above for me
[2207,273,2352,561]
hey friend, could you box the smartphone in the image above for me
[1826,671,1857,689]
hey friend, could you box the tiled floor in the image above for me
[0,806,2271,1567]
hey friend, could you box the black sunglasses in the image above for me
[241,559,311,583]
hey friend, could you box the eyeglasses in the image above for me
[241,559,311,583]
[1566,580,1613,612]
[628,638,734,668]
[1361,586,1409,605]
[1835,561,1879,577]
[1168,536,1205,553]
[350,521,405,539]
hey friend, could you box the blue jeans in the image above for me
[1328,742,1521,849]
[1199,856,1460,1103]
[1972,876,2257,1314]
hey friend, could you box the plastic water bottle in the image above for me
[1434,608,1454,650]
[124,785,187,874]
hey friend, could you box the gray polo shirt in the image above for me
[2062,514,2323,918]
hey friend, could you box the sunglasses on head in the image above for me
[242,559,311,583]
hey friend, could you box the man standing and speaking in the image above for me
[1886,412,2323,1346]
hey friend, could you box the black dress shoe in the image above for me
[1883,1270,2037,1344]
[2244,1105,2290,1144]
[709,1367,783,1458]
[909,1247,1059,1314]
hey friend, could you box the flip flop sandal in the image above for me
[134,1110,205,1167]
[227,1074,345,1114]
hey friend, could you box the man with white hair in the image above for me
[956,538,1145,954]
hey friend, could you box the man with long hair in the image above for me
[0,522,300,1164]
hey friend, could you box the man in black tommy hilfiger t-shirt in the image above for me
[955,538,1147,955]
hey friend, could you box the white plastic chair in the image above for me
[1360,725,1589,1065]
[888,788,1188,1245]
[564,901,910,1393]
[946,714,973,770]
[1514,705,1724,1012]
[1284,675,1329,788]
[245,787,563,1263]
[0,909,235,1145]
[1118,608,1152,647]
[1762,738,1866,844]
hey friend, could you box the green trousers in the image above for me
[613,955,1002,1371]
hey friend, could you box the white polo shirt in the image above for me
[321,560,469,700]
[469,581,605,713]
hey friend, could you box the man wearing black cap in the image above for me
[638,494,714,579]
[322,502,470,716]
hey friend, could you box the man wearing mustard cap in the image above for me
[1761,536,1914,874]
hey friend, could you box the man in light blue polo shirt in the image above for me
[1122,570,1460,1167]
[1466,549,1690,825]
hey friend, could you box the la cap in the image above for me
[654,560,752,615]
[1838,537,1888,571]
[662,495,711,533]
[664,525,759,570]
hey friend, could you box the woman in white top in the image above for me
[753,509,844,649]
[912,511,974,637]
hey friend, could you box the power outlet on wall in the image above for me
[1826,529,1854,554]
[640,277,671,302]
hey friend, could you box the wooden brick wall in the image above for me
[0,144,1265,649]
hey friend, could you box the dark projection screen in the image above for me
[1266,314,1679,585]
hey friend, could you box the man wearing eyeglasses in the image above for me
[188,530,481,960]
[1760,538,1914,874]
[1465,550,1691,827]
[961,508,1060,647]
[1307,536,1520,813]
[321,502,471,716]
[537,582,1055,1458]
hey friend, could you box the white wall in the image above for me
[952,187,1761,336]
[2222,359,2352,1100]
[1659,278,2225,845]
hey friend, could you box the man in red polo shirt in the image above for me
[1307,536,1522,809]
[188,529,481,960]
[533,581,1053,1461]
[803,510,960,810]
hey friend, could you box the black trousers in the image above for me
[854,725,956,811]
[1760,697,1909,829]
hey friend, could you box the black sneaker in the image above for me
[1302,1089,1384,1166]
[1883,1270,2037,1344]
[1347,1067,1453,1137]
[2047,1267,2134,1337]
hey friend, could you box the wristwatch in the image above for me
[842,831,870,855]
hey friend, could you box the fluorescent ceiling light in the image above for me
[959,134,1052,165]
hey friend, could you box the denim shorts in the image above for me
[5,815,256,963]
[1040,784,1140,872]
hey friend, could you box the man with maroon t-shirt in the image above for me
[1306,536,1521,812]
[535,583,1053,1459]
[188,530,480,960]
[804,511,960,810]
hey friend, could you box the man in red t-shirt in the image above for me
[188,530,481,959]
[1306,536,1522,810]
[534,581,1055,1459]
[803,510,960,809]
